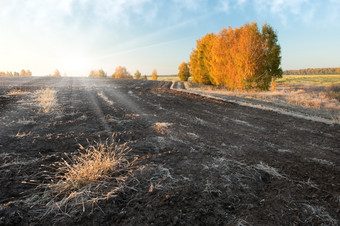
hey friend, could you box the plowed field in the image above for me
[0,77,339,225]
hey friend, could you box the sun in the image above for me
[61,56,90,76]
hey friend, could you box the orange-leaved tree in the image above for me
[177,62,190,81]
[189,22,282,90]
[113,66,132,79]
[151,69,158,81]
[53,69,61,77]
[89,69,107,77]
[190,33,214,85]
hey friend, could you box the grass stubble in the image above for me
[1,77,338,224]
[36,137,135,221]
[34,88,57,113]
[1,135,337,224]
[26,135,179,224]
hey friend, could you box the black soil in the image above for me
[0,77,339,225]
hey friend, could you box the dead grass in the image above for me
[34,88,57,113]
[52,140,131,193]
[153,122,172,135]
[97,91,115,105]
[326,85,340,101]
[39,137,135,219]
[185,83,340,123]
[7,89,30,96]
[15,130,32,138]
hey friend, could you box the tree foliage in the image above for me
[0,69,32,77]
[177,62,190,81]
[53,69,61,77]
[20,69,26,77]
[89,69,107,78]
[189,22,282,90]
[152,69,158,81]
[113,66,132,79]
[190,33,214,85]
[134,70,141,79]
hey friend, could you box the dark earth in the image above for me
[0,77,339,225]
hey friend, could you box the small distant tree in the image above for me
[89,70,96,77]
[20,69,26,76]
[143,75,148,80]
[134,70,141,79]
[113,66,132,79]
[151,69,158,81]
[98,69,107,77]
[13,72,19,76]
[54,69,61,77]
[177,62,190,81]
[26,70,32,76]
[89,69,107,77]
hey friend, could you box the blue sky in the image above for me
[0,0,339,76]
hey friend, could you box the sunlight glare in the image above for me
[61,56,90,76]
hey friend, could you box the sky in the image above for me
[0,0,339,76]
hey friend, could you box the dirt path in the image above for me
[0,77,339,225]
[173,82,339,125]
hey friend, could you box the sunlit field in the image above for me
[157,75,180,82]
[277,74,340,85]
[160,74,340,85]
[184,75,340,124]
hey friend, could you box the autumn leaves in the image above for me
[187,22,282,90]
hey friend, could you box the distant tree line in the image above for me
[0,69,32,77]
[178,22,282,90]
[89,69,107,78]
[46,69,62,77]
[89,66,156,80]
[283,67,340,75]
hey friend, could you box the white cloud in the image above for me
[219,0,230,12]
[253,0,318,25]
[237,0,247,5]
[0,0,153,27]
[172,0,203,10]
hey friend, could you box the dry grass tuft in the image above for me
[40,138,135,219]
[34,88,57,113]
[51,139,131,195]
[7,89,30,95]
[97,91,115,105]
[153,122,172,135]
[326,85,340,101]
[15,130,32,138]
